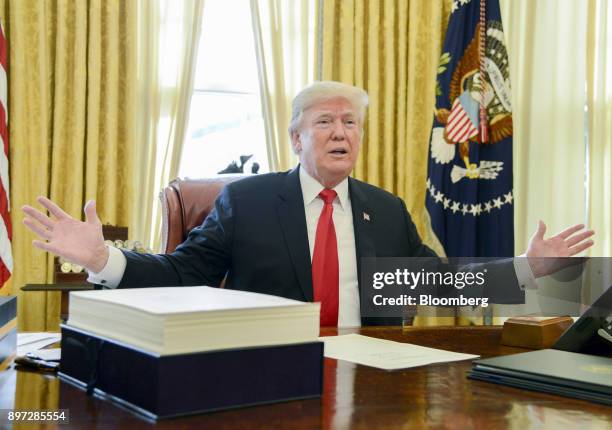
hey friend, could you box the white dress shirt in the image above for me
[298,168,361,328]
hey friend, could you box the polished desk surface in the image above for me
[0,326,610,429]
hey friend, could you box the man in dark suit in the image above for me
[22,81,594,327]
[123,166,434,300]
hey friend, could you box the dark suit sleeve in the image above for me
[440,259,525,304]
[119,186,235,288]
[397,197,523,304]
[399,197,437,258]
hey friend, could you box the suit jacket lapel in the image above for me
[276,167,313,301]
[349,178,376,293]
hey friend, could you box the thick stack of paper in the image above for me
[67,286,320,355]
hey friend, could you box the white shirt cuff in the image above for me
[86,246,127,288]
[514,255,538,290]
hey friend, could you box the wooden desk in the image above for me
[0,327,610,429]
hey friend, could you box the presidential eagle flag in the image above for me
[426,0,513,257]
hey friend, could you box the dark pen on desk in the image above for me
[14,354,60,372]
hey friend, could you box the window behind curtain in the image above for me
[178,0,268,178]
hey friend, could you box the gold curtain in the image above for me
[132,0,204,253]
[500,0,588,255]
[586,0,612,257]
[251,0,316,172]
[2,0,136,331]
[320,0,449,255]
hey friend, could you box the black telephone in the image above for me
[553,286,612,355]
[598,316,612,344]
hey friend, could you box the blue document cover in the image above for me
[469,349,612,405]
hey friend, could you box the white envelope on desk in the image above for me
[320,334,479,370]
[17,332,61,356]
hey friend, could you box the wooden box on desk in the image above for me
[59,325,324,420]
[501,316,574,349]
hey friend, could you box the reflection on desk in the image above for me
[0,326,610,429]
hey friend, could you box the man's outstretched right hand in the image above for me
[22,197,109,273]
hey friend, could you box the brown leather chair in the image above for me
[160,175,246,253]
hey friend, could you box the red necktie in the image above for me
[312,189,339,327]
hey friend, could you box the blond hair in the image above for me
[288,81,369,135]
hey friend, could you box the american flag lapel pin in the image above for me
[363,212,370,221]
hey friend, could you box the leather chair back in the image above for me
[160,175,245,253]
